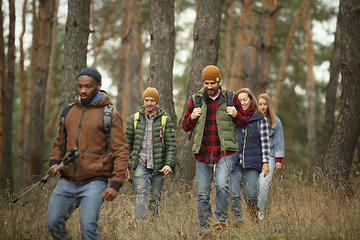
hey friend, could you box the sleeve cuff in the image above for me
[110,181,122,192]
[49,159,60,168]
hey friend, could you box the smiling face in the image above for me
[77,75,101,105]
[238,92,252,110]
[144,97,157,115]
[258,97,268,115]
[203,80,220,97]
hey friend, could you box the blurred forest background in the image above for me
[0,0,359,195]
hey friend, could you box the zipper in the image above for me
[242,128,247,168]
[73,106,87,183]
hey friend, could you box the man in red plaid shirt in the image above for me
[182,65,250,235]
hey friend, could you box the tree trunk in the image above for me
[18,0,40,188]
[227,0,255,92]
[147,0,177,124]
[28,0,53,180]
[117,0,142,124]
[58,0,91,118]
[302,0,317,178]
[320,16,341,160]
[176,0,225,183]
[17,0,28,178]
[0,0,15,192]
[324,0,360,188]
[274,5,302,114]
[253,0,277,96]
[222,0,235,83]
[0,0,7,191]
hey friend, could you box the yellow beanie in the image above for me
[142,87,160,103]
[202,65,221,83]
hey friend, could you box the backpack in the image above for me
[133,112,168,147]
[60,103,114,158]
[189,90,234,139]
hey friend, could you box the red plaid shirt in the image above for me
[182,91,249,163]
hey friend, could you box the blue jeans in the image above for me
[196,152,234,229]
[230,163,259,222]
[257,156,275,213]
[133,163,164,221]
[46,178,107,240]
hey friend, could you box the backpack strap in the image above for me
[60,102,75,158]
[133,112,140,133]
[160,114,167,147]
[189,94,203,140]
[226,90,234,107]
[103,104,114,158]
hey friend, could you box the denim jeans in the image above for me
[133,163,164,221]
[46,178,107,240]
[230,163,259,222]
[196,152,234,229]
[257,156,275,213]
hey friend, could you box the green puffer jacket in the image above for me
[125,106,176,174]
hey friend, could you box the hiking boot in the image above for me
[213,222,227,233]
[258,211,264,221]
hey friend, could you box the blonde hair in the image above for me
[236,88,262,115]
[257,93,275,129]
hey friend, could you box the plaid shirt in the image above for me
[182,91,249,163]
[139,113,156,169]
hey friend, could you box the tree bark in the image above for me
[320,16,341,160]
[222,0,235,83]
[117,0,142,124]
[0,0,7,191]
[27,0,53,180]
[0,0,15,192]
[176,0,225,183]
[17,0,28,177]
[302,0,318,178]
[253,0,277,96]
[227,0,255,92]
[274,5,302,114]
[57,0,91,120]
[147,0,177,124]
[324,0,360,188]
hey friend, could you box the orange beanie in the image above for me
[142,87,160,103]
[201,65,221,83]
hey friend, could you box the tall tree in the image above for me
[176,0,225,182]
[58,0,91,115]
[253,0,278,96]
[320,16,341,160]
[0,0,15,192]
[227,0,255,92]
[117,0,142,122]
[27,0,54,180]
[147,0,177,124]
[302,0,317,177]
[324,0,360,187]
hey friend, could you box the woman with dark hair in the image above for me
[257,93,284,220]
[230,88,270,224]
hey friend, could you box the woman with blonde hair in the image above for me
[230,88,270,224]
[257,93,284,220]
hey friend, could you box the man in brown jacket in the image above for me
[46,67,129,240]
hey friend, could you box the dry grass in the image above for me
[1,174,360,240]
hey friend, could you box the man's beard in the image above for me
[81,95,93,106]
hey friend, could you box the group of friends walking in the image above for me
[45,65,284,239]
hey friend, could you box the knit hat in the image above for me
[202,65,221,83]
[142,87,160,103]
[77,67,102,82]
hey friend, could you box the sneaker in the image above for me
[213,222,227,233]
[258,211,264,221]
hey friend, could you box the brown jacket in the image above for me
[49,91,129,191]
